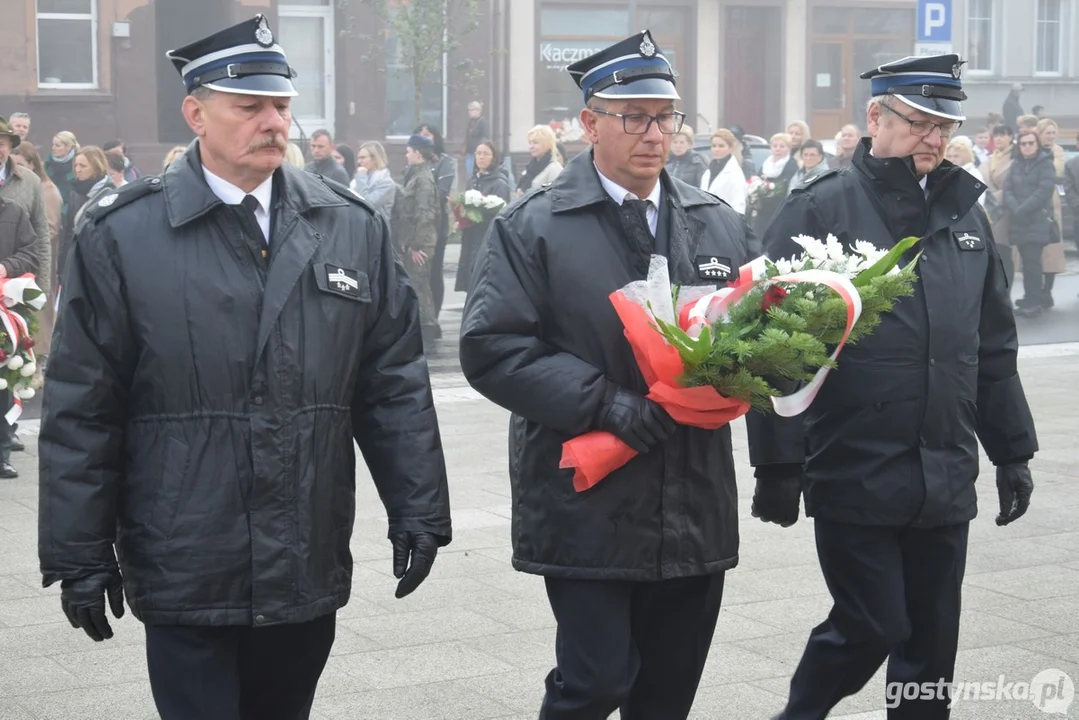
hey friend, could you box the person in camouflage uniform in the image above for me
[392,134,441,346]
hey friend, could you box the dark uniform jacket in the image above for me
[459,151,755,581]
[39,145,451,627]
[748,139,1037,528]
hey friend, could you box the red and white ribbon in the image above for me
[679,256,863,418]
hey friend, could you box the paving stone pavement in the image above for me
[2,309,1077,717]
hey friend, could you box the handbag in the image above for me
[1042,208,1062,245]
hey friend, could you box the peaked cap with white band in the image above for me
[567,30,679,102]
[860,54,967,121]
[166,15,297,97]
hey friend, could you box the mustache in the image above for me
[247,136,287,153]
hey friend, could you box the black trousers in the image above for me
[1017,243,1045,305]
[0,388,14,463]
[540,573,725,720]
[781,520,969,720]
[144,613,336,720]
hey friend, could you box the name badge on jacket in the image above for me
[954,232,985,251]
[696,255,733,281]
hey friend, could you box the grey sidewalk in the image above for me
[1,339,1077,718]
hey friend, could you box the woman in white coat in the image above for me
[699,128,748,214]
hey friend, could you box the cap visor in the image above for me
[202,74,298,98]
[892,94,965,122]
[0,132,20,150]
[593,77,680,101]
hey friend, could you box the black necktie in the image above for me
[236,194,268,259]
[241,195,262,236]
[618,198,654,275]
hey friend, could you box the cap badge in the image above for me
[639,33,656,58]
[254,15,274,48]
[97,193,117,208]
[951,63,962,79]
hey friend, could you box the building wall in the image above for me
[953,0,1079,129]
[5,0,495,175]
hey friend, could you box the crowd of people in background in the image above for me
[664,107,1078,319]
[1,92,1076,396]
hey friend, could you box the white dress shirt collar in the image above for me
[594,163,662,236]
[201,166,273,242]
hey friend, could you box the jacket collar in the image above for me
[853,137,984,231]
[163,141,347,229]
[548,150,714,213]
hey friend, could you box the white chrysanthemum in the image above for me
[6,355,23,371]
[772,258,794,276]
[824,234,847,263]
[0,378,7,390]
[853,239,880,257]
[792,235,828,263]
[19,362,36,377]
[482,195,505,210]
[15,387,34,400]
[463,189,484,206]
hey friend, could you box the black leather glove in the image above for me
[995,463,1033,526]
[60,570,125,642]
[597,387,677,454]
[391,531,440,599]
[751,469,803,528]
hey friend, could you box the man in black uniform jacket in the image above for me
[748,54,1038,719]
[38,16,451,720]
[460,30,755,720]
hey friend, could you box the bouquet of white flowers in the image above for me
[560,234,921,491]
[0,274,47,422]
[450,189,507,229]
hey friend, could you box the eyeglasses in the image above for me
[882,102,962,139]
[590,108,686,135]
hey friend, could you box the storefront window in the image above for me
[384,28,444,137]
[536,5,688,143]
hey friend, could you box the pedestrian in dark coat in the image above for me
[455,140,511,293]
[747,55,1037,720]
[38,16,451,720]
[460,31,754,719]
[666,127,707,188]
[0,195,39,479]
[0,197,40,282]
[1003,134,1058,317]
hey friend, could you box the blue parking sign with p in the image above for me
[917,0,952,42]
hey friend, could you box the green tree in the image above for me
[348,0,483,127]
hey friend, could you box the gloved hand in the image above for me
[60,570,125,642]
[391,531,440,599]
[995,463,1033,526]
[597,387,677,454]
[751,471,803,528]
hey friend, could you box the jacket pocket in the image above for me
[148,436,192,539]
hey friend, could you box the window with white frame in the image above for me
[36,0,97,88]
[1035,0,1063,74]
[966,0,994,72]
